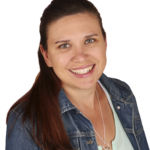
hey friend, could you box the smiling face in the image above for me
[40,13,107,91]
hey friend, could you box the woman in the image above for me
[6,0,149,150]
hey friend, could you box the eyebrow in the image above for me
[55,34,98,44]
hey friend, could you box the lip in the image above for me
[69,64,94,70]
[69,64,96,78]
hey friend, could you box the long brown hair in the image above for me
[6,0,106,149]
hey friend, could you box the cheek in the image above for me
[51,53,70,70]
[91,47,106,61]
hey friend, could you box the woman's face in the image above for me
[41,13,107,90]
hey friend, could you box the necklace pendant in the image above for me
[103,147,110,150]
[103,143,110,150]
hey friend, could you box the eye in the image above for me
[58,43,70,48]
[86,39,95,43]
[58,39,95,49]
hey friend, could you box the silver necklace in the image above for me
[94,89,110,150]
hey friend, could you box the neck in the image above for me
[62,82,102,112]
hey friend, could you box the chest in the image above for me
[91,115,115,147]
[85,99,115,149]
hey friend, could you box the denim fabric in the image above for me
[6,73,149,150]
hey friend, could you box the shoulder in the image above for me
[7,101,32,137]
[99,73,133,93]
[109,77,131,90]
[7,101,28,124]
[6,102,40,150]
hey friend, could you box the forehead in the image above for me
[47,13,102,42]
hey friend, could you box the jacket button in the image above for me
[76,111,79,114]
[86,140,93,144]
[117,106,121,109]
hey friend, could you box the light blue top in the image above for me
[97,80,134,150]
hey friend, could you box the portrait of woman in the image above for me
[5,0,149,150]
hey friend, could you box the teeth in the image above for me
[70,65,94,75]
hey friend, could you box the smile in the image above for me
[69,64,96,78]
[69,64,94,75]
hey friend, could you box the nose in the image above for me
[71,46,88,63]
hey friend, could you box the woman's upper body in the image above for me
[5,0,149,149]
[6,73,149,150]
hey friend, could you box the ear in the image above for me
[40,45,52,67]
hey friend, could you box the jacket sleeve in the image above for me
[6,111,41,150]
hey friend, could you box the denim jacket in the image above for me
[6,73,149,150]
